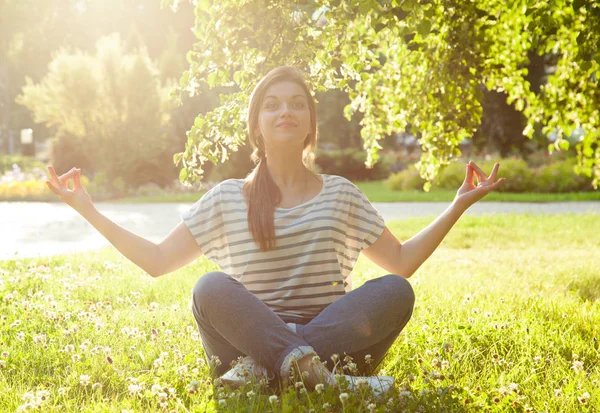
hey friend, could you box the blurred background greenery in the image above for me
[0,0,595,201]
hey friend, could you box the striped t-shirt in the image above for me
[181,174,386,322]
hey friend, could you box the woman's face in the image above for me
[257,80,311,151]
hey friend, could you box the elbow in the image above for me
[146,267,163,278]
[395,270,413,279]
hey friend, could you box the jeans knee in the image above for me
[381,274,415,318]
[192,271,231,305]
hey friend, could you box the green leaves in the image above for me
[170,0,600,189]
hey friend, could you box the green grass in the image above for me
[1,214,599,412]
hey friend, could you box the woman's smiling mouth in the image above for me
[277,122,297,128]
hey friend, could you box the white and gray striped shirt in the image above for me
[181,174,385,322]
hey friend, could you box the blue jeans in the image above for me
[191,272,415,381]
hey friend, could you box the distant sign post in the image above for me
[20,129,35,157]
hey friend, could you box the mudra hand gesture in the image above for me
[45,166,95,215]
[453,161,505,210]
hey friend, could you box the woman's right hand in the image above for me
[46,166,95,216]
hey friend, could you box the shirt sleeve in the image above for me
[180,183,225,264]
[344,179,386,251]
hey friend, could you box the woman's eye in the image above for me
[294,102,304,109]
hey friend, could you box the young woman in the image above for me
[46,66,504,396]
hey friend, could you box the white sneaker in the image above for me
[220,356,274,389]
[339,374,395,398]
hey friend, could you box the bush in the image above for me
[17,34,177,190]
[0,155,45,175]
[0,170,91,201]
[385,165,426,191]
[48,132,96,177]
[535,158,593,193]
[429,158,535,192]
[315,148,391,181]
[384,157,594,193]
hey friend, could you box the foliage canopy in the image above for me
[169,0,600,189]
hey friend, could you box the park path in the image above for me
[1,201,599,261]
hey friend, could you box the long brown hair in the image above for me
[242,66,318,252]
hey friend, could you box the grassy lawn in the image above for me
[1,214,599,412]
[111,181,600,204]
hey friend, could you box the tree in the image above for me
[17,34,178,188]
[0,0,196,147]
[167,0,600,190]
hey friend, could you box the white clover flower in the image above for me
[355,378,369,390]
[339,392,349,403]
[246,390,255,397]
[323,402,331,409]
[80,375,90,386]
[269,395,278,404]
[508,383,519,393]
[315,383,325,393]
[58,387,67,396]
[578,392,590,404]
[572,360,584,372]
[218,399,226,406]
[367,402,376,413]
[128,383,142,394]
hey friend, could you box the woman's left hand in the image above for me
[453,161,505,211]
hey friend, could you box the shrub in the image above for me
[0,155,45,175]
[385,165,426,191]
[535,158,593,193]
[315,148,391,181]
[17,34,177,190]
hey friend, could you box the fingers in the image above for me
[469,161,488,182]
[59,168,78,187]
[46,165,79,189]
[73,169,82,189]
[47,166,61,188]
[45,179,63,196]
[464,163,474,184]
[489,163,500,181]
[492,177,505,189]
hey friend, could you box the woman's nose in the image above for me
[279,103,295,114]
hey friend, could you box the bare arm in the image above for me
[361,203,465,278]
[361,161,504,278]
[80,208,203,277]
[80,206,164,277]
[45,165,202,277]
